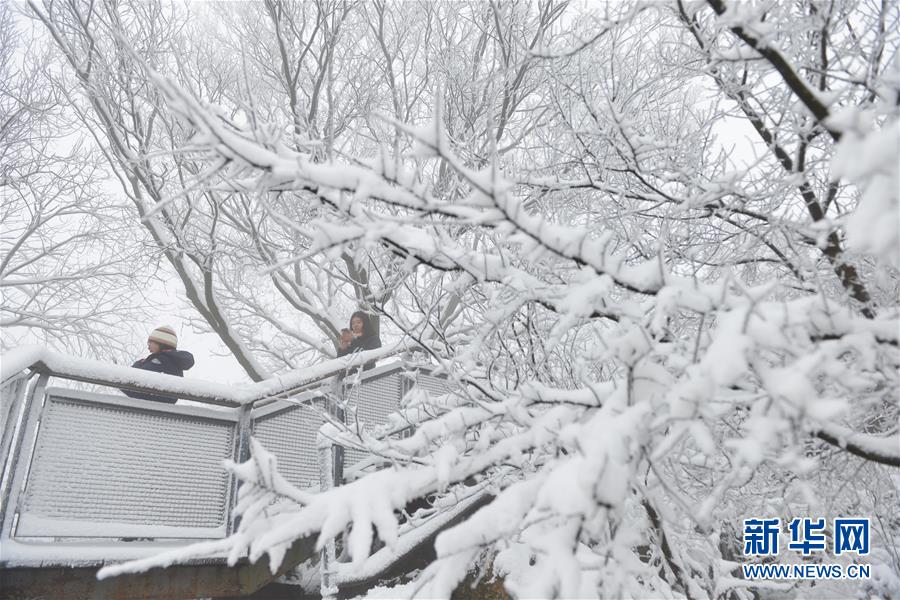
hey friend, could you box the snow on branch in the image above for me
[813,423,900,468]
[22,2,895,595]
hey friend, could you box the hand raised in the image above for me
[339,329,353,348]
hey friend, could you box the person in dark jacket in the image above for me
[337,311,381,370]
[123,325,195,403]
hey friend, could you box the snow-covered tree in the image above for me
[0,2,145,356]
[22,0,900,597]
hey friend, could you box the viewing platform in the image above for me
[0,346,467,599]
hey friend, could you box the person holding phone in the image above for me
[337,311,381,370]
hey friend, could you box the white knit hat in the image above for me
[148,325,178,348]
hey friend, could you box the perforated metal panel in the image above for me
[347,373,401,430]
[343,373,402,468]
[17,396,234,536]
[252,401,325,489]
[413,372,451,399]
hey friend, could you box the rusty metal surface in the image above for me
[0,535,317,600]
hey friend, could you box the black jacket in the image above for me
[337,334,381,370]
[123,350,195,403]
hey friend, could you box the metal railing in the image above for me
[0,346,449,569]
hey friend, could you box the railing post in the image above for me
[329,376,346,488]
[1,371,35,484]
[317,376,347,600]
[228,403,254,535]
[235,403,253,465]
[317,432,338,600]
[0,372,48,540]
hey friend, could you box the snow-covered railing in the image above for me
[0,343,447,590]
[0,344,411,407]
